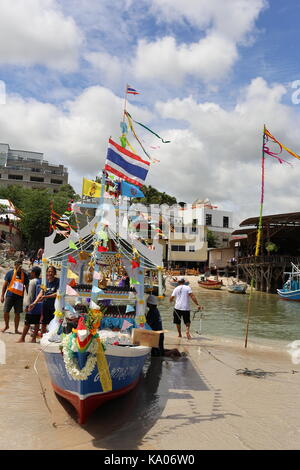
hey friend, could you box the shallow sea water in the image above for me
[159,283,300,345]
[1,281,300,346]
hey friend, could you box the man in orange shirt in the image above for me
[0,259,29,334]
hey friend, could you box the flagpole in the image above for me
[91,169,106,306]
[255,124,266,257]
[123,84,128,124]
[244,124,266,348]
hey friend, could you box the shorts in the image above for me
[173,309,190,325]
[41,304,54,325]
[3,295,23,314]
[25,313,41,326]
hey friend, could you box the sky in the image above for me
[1,0,300,227]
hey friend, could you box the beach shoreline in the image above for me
[1,320,299,450]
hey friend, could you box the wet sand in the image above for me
[0,320,300,450]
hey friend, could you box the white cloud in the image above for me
[133,34,238,85]
[1,77,300,228]
[0,86,152,191]
[151,77,300,224]
[133,0,266,84]
[150,0,267,43]
[0,0,83,71]
[84,0,267,86]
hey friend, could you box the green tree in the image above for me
[0,183,79,249]
[55,184,80,201]
[265,242,279,254]
[132,185,177,205]
[20,190,52,249]
[207,229,219,248]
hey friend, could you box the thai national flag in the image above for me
[105,138,150,187]
[127,85,139,95]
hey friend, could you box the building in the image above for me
[165,199,233,270]
[129,198,233,272]
[0,143,68,192]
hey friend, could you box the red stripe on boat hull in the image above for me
[52,378,140,424]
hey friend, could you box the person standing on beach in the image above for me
[0,259,29,334]
[17,266,42,343]
[170,278,202,340]
[146,295,165,356]
[28,266,59,336]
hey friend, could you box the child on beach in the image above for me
[28,266,59,336]
[17,266,42,343]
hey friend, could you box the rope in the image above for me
[168,308,299,380]
[236,368,298,378]
[33,343,53,416]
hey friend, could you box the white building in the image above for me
[163,199,233,270]
[130,198,233,271]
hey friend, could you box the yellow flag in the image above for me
[67,269,78,280]
[82,178,101,197]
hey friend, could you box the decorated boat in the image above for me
[198,279,222,290]
[277,263,300,301]
[41,198,165,423]
[227,282,248,294]
[40,86,169,423]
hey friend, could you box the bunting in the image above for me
[50,201,75,234]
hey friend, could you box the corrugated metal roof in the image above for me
[239,212,300,227]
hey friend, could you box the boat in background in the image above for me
[277,263,300,301]
[198,279,222,290]
[227,282,248,294]
[169,277,189,287]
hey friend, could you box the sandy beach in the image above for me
[0,318,299,450]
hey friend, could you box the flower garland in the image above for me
[62,333,99,381]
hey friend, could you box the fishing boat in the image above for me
[198,279,222,290]
[227,282,248,294]
[277,263,300,301]
[40,88,168,422]
[41,195,165,423]
[41,334,151,424]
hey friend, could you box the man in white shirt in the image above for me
[170,278,202,339]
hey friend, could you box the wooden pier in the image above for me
[238,255,300,293]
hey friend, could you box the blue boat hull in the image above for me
[41,339,150,423]
[277,288,300,301]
